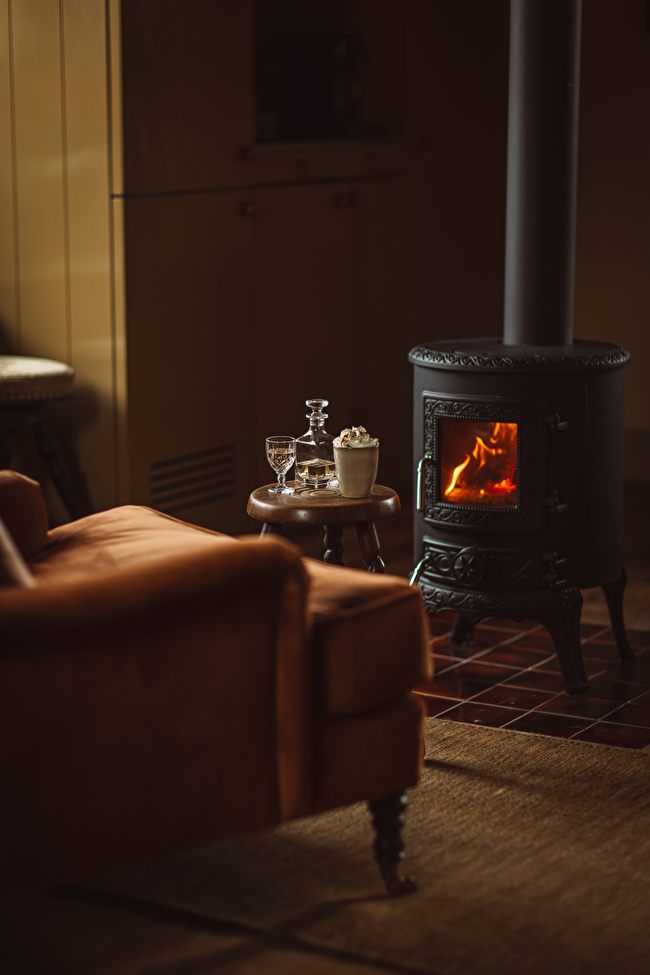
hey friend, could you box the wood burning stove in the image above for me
[409,0,632,693]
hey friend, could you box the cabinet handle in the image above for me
[239,201,256,217]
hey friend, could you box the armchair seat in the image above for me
[0,471,431,899]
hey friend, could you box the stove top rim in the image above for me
[409,338,630,372]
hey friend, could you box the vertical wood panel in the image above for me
[63,0,116,508]
[12,0,69,361]
[110,196,129,502]
[107,0,123,196]
[0,0,19,350]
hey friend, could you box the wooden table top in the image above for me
[247,483,400,526]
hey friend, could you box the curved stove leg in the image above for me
[536,588,588,694]
[602,568,634,663]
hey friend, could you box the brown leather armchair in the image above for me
[0,471,430,898]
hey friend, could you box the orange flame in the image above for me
[444,422,517,499]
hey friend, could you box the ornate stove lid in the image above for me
[408,339,630,373]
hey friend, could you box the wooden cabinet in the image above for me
[254,178,408,489]
[120,190,256,531]
[119,0,254,194]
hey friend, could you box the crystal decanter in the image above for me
[295,398,336,488]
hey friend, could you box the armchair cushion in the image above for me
[306,560,430,719]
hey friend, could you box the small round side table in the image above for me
[246,483,400,573]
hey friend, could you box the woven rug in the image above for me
[88,720,650,975]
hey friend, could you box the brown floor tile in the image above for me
[472,684,557,709]
[536,693,620,720]
[603,702,650,729]
[431,654,464,673]
[448,660,520,685]
[587,674,649,702]
[478,645,552,668]
[418,695,460,717]
[435,702,523,728]
[505,711,593,738]
[597,629,650,650]
[613,660,650,686]
[582,641,629,662]
[509,631,556,650]
[429,637,484,660]
[580,623,609,638]
[503,669,566,693]
[572,722,650,749]
[483,617,538,630]
[414,672,498,700]
[528,658,609,680]
[428,618,453,637]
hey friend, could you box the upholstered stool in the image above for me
[0,355,91,518]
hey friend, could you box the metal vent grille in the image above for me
[149,444,237,515]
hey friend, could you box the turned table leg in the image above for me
[323,524,344,565]
[356,521,385,573]
[260,523,284,537]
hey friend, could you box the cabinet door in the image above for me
[254,184,353,480]
[348,178,409,493]
[123,191,255,532]
[120,0,253,194]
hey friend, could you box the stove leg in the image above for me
[451,613,475,645]
[602,568,634,662]
[537,588,588,694]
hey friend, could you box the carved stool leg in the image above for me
[356,521,385,573]
[260,523,284,537]
[323,524,344,565]
[367,791,417,897]
[537,588,588,694]
[451,613,475,645]
[602,568,634,663]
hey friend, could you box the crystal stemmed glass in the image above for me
[265,436,296,495]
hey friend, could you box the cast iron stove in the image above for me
[409,0,632,693]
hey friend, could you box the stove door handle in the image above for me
[415,453,432,511]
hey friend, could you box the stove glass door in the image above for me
[439,419,518,508]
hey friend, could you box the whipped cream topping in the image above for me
[333,425,379,448]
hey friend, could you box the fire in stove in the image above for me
[440,420,518,507]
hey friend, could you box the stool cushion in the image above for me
[0,356,75,402]
[306,560,431,719]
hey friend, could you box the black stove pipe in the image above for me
[503,0,582,347]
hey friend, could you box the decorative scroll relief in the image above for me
[409,345,630,372]
[421,538,544,590]
[423,396,541,533]
[417,580,581,619]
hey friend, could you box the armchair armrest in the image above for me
[0,470,49,555]
[0,535,311,893]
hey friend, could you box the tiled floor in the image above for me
[416,613,650,750]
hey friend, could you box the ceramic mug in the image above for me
[334,444,379,498]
